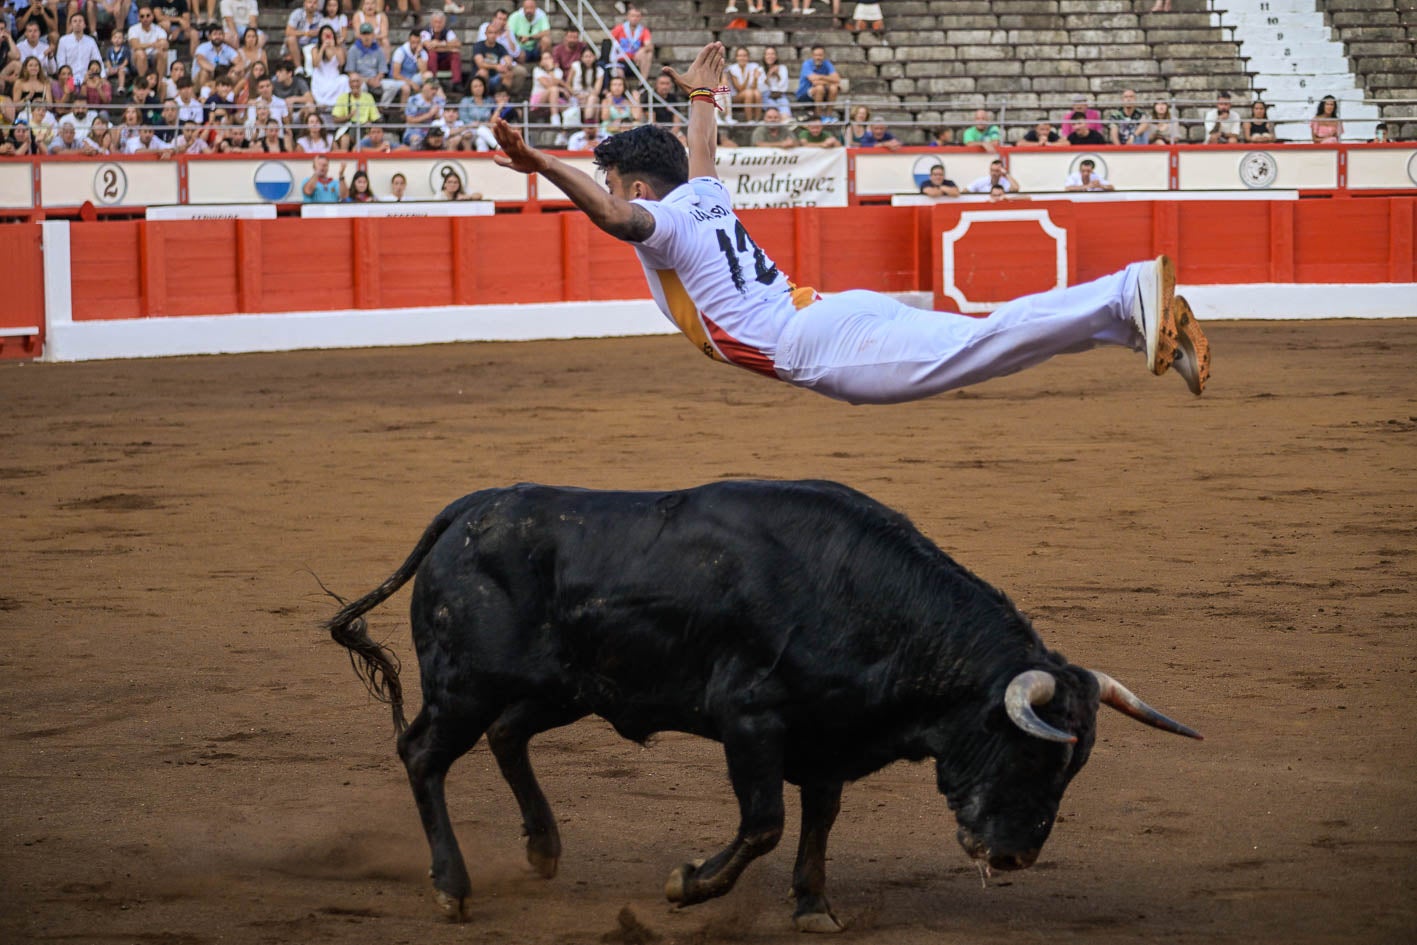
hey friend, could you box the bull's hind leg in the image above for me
[398,703,496,920]
[486,700,584,879]
[666,714,786,907]
[791,780,845,933]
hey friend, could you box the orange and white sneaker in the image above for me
[1162,295,1211,395]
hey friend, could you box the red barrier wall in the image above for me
[0,226,44,360]
[40,194,1417,333]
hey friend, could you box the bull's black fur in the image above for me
[326,480,1176,927]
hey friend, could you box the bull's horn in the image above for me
[1004,670,1077,744]
[1091,671,1204,740]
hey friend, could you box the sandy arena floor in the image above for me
[1,320,1414,945]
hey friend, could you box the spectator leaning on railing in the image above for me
[1064,158,1113,192]
[856,118,902,150]
[1107,89,1147,145]
[919,163,958,198]
[966,157,1019,194]
[961,108,1000,151]
[751,106,797,148]
[1311,95,1342,143]
[1243,100,1275,144]
[1204,91,1240,144]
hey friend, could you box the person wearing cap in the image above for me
[347,21,397,106]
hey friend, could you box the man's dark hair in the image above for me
[276,58,295,73]
[592,124,688,195]
[1217,90,1231,100]
[1080,159,1095,168]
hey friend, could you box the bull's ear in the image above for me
[1090,671,1203,740]
[1004,670,1077,744]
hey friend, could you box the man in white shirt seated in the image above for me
[123,124,176,154]
[1063,158,1114,193]
[16,20,56,76]
[47,122,102,154]
[964,158,1020,195]
[58,99,97,139]
[56,13,103,78]
[127,6,171,79]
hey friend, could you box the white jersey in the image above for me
[633,177,815,377]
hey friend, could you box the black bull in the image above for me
[327,480,1200,930]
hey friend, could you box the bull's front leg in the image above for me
[791,780,844,933]
[665,714,785,907]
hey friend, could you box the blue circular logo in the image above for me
[253,161,294,202]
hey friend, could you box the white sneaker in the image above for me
[726,2,738,9]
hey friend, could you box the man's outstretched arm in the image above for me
[490,116,654,243]
[661,42,725,181]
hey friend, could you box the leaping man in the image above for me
[490,42,1210,404]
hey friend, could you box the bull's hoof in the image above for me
[793,911,844,934]
[527,847,560,880]
[664,858,705,904]
[434,888,467,922]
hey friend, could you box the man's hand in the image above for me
[662,40,724,94]
[491,116,549,174]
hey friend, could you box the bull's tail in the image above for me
[320,497,472,736]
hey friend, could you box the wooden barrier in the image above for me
[0,226,45,360]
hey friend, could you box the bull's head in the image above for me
[937,667,1201,873]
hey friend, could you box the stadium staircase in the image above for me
[1318,0,1417,139]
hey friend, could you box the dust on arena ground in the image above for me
[1,319,1413,945]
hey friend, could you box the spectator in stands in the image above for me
[122,121,172,152]
[551,27,587,75]
[253,117,291,150]
[153,0,193,61]
[174,74,203,121]
[345,169,375,201]
[295,112,331,151]
[232,26,265,83]
[237,60,266,104]
[221,0,259,48]
[402,76,443,145]
[648,71,683,132]
[856,118,901,150]
[598,72,639,135]
[1146,99,1177,145]
[529,49,566,126]
[1370,122,1389,143]
[130,72,160,119]
[245,74,288,128]
[796,113,839,147]
[126,8,166,80]
[609,5,652,79]
[961,108,1000,151]
[1062,94,1105,145]
[302,154,347,200]
[392,28,431,98]
[1022,117,1061,146]
[1064,157,1113,192]
[1107,89,1148,145]
[60,96,95,137]
[724,46,762,124]
[285,0,321,72]
[356,121,399,150]
[457,73,497,148]
[508,0,549,59]
[379,171,408,200]
[422,10,461,89]
[13,57,50,107]
[51,64,75,101]
[309,25,349,107]
[318,0,348,44]
[1242,100,1275,144]
[846,1,885,43]
[56,14,102,78]
[15,22,53,80]
[568,45,603,126]
[1,119,37,155]
[175,117,210,152]
[205,71,235,116]
[79,59,112,104]
[1065,93,1105,136]
[102,27,131,92]
[272,58,313,108]
[795,44,838,118]
[347,23,396,106]
[87,113,115,151]
[438,168,482,199]
[919,163,958,198]
[472,17,526,97]
[419,123,447,150]
[352,0,390,54]
[842,103,871,146]
[1204,91,1240,144]
[565,120,600,151]
[966,157,1019,194]
[210,109,244,150]
[192,23,239,88]
[390,0,423,31]
[333,72,379,129]
[27,104,57,148]
[116,103,143,146]
[47,118,94,151]
[751,106,796,148]
[156,96,179,133]
[92,0,130,41]
[432,103,468,148]
[759,46,790,114]
[1310,95,1342,144]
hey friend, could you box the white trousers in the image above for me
[773,264,1144,405]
